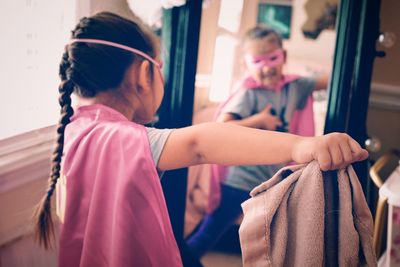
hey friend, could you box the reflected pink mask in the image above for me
[245,48,285,69]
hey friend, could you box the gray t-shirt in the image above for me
[221,77,316,192]
[146,127,173,177]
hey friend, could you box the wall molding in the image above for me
[370,82,400,111]
[0,126,55,194]
[0,126,55,246]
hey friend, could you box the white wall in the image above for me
[0,0,76,140]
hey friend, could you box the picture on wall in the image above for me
[258,2,293,39]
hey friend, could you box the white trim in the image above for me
[370,82,400,111]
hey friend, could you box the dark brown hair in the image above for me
[34,11,157,249]
[244,24,283,47]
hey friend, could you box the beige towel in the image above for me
[239,161,376,267]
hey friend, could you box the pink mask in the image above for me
[245,48,285,70]
[69,38,164,83]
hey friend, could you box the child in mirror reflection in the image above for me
[187,25,330,259]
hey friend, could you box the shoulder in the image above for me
[288,76,316,89]
[221,88,259,111]
[63,120,153,173]
[86,121,150,155]
[97,120,147,141]
[145,127,174,168]
[146,127,173,140]
[145,127,174,151]
[233,86,269,100]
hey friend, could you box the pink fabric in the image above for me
[289,96,315,136]
[242,73,298,92]
[208,163,228,213]
[58,104,182,267]
[244,48,285,70]
[239,162,376,267]
[207,75,314,213]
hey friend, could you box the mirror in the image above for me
[186,0,339,264]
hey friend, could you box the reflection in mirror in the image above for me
[301,0,338,39]
[186,0,338,264]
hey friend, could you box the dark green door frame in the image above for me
[323,0,381,261]
[348,0,381,196]
[156,1,203,266]
[324,5,382,254]
[325,0,381,196]
[324,0,361,133]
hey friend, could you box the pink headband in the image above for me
[244,48,284,69]
[69,38,163,68]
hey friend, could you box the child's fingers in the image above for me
[317,147,332,171]
[355,149,369,161]
[262,104,272,113]
[348,138,369,162]
[328,144,344,169]
[274,118,283,127]
[264,116,282,130]
[339,140,353,166]
[313,134,368,171]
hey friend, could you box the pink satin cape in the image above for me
[208,75,315,213]
[58,104,182,267]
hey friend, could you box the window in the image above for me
[208,0,244,102]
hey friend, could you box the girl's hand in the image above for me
[292,133,369,171]
[255,104,282,130]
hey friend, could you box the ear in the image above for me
[137,60,152,95]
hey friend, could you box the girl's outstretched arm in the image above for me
[157,122,368,171]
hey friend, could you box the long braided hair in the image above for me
[34,12,158,249]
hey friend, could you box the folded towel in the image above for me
[239,161,376,267]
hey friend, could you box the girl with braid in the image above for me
[34,12,368,267]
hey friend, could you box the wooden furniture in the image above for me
[370,150,400,258]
